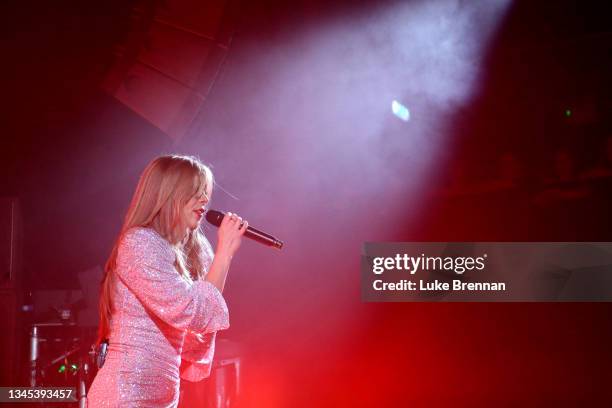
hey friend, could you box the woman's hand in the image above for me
[216,212,248,258]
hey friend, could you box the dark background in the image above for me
[1,0,611,406]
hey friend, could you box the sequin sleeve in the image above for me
[180,332,216,381]
[115,227,229,335]
[180,234,219,381]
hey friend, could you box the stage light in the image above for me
[392,100,410,121]
[58,364,66,373]
[565,109,572,117]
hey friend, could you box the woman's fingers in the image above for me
[223,212,238,226]
[221,211,232,227]
[223,212,246,232]
[239,220,248,235]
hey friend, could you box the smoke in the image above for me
[195,0,511,229]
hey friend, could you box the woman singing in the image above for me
[87,155,247,407]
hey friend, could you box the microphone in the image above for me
[205,209,284,250]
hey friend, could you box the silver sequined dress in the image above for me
[87,227,229,407]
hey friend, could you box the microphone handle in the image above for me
[244,225,283,249]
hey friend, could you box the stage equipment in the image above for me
[102,0,239,142]
[27,318,98,407]
[208,342,241,408]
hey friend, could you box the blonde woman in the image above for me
[87,155,247,407]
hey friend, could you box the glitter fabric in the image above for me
[87,227,229,407]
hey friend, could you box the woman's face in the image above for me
[181,187,210,232]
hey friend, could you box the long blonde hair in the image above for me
[97,155,214,343]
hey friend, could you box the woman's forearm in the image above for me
[205,249,233,292]
[205,212,247,292]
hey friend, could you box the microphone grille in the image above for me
[205,209,224,227]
